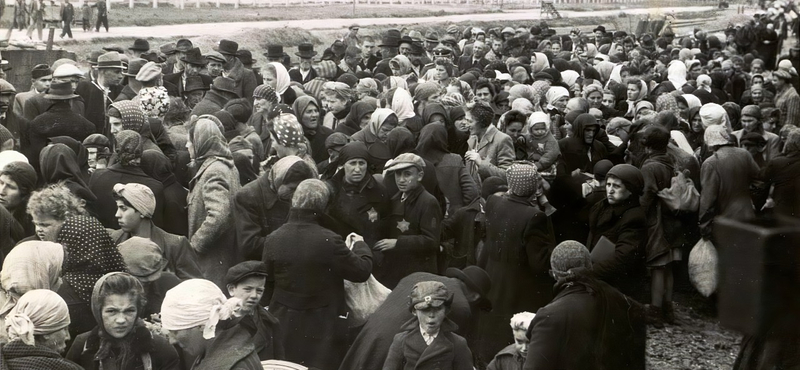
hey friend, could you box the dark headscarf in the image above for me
[415,123,450,164]
[722,102,741,132]
[386,127,415,157]
[422,103,450,126]
[115,130,144,167]
[233,151,258,186]
[292,96,321,136]
[57,216,127,303]
[337,141,371,167]
[339,102,376,136]
[39,144,96,202]
[48,136,89,182]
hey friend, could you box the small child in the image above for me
[486,311,536,370]
[382,281,473,370]
[524,112,560,180]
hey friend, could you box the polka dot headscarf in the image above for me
[506,162,542,198]
[56,216,127,303]
[110,100,147,133]
[272,113,305,148]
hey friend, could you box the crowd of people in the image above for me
[0,6,798,370]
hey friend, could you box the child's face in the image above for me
[602,94,616,109]
[415,306,447,335]
[513,329,530,356]
[531,122,547,137]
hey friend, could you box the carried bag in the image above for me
[688,238,718,297]
[657,170,700,212]
[343,233,391,326]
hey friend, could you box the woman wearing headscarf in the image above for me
[108,101,162,154]
[48,136,91,182]
[140,150,188,236]
[230,137,259,186]
[325,141,390,248]
[722,102,742,131]
[336,101,375,136]
[543,86,570,140]
[186,118,241,288]
[692,74,719,105]
[389,55,417,84]
[416,123,479,216]
[762,128,800,218]
[39,143,97,207]
[268,112,317,171]
[55,215,127,340]
[65,272,179,370]
[88,130,165,230]
[293,95,333,163]
[387,88,423,138]
[321,82,356,131]
[0,241,64,344]
[619,78,648,119]
[1,290,79,369]
[265,62,295,105]
[0,161,37,238]
[476,162,555,366]
[447,106,470,157]
[160,279,262,370]
[234,156,316,262]
[352,108,397,147]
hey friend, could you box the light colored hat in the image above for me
[135,61,162,82]
[384,152,425,173]
[52,64,85,78]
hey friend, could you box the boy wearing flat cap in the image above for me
[225,261,285,361]
[383,281,473,370]
[374,153,442,289]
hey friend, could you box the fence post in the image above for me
[216,0,220,6]
[196,0,200,8]
[129,0,133,9]
[234,0,239,8]
[153,0,157,8]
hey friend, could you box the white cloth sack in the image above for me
[688,239,718,297]
[343,233,391,326]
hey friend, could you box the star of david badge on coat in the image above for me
[368,207,378,223]
[397,219,410,232]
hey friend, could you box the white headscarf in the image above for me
[682,94,702,109]
[5,290,70,346]
[699,103,730,129]
[667,61,687,90]
[161,279,243,339]
[561,70,580,88]
[1,241,64,297]
[545,86,569,111]
[696,74,712,93]
[391,88,415,121]
[269,62,291,95]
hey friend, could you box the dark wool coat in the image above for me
[374,185,442,289]
[26,102,95,174]
[382,318,474,370]
[486,344,525,370]
[225,58,258,99]
[326,172,391,248]
[476,194,555,366]
[192,324,262,370]
[110,226,203,280]
[762,152,800,218]
[431,154,480,215]
[523,271,646,370]
[441,197,485,268]
[0,340,83,370]
[306,125,333,164]
[163,72,214,97]
[22,93,85,122]
[587,198,647,301]
[699,146,760,238]
[339,272,473,370]
[640,152,681,262]
[154,174,188,235]
[88,163,166,229]
[263,208,373,369]
[139,272,181,318]
[456,55,490,74]
[234,175,292,261]
[240,307,285,361]
[190,89,229,117]
[75,80,122,135]
[288,67,318,84]
[66,325,180,370]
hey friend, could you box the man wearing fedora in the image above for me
[76,51,124,135]
[374,29,401,77]
[217,39,257,100]
[183,76,208,110]
[190,76,239,117]
[237,50,263,86]
[23,63,86,124]
[340,266,492,370]
[288,43,318,84]
[27,81,96,173]
[343,23,360,48]
[164,47,213,98]
[115,58,146,102]
[164,38,193,75]
[423,30,439,61]
[128,39,150,59]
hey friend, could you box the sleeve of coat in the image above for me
[189,173,233,254]
[234,189,266,261]
[332,238,373,283]
[478,135,515,179]
[396,197,442,255]
[786,94,800,128]
[451,334,474,370]
[524,212,555,275]
[698,158,719,237]
[537,135,561,170]
[242,70,257,99]
[382,333,407,370]
[523,309,561,370]
[639,163,660,211]
[457,163,480,207]
[765,134,782,162]
[171,236,204,280]
[592,214,645,281]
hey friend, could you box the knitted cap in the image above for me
[606,164,644,195]
[550,240,592,274]
[741,104,762,119]
[253,84,278,103]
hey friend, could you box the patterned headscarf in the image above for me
[439,93,465,108]
[704,124,732,147]
[115,130,144,167]
[253,84,279,103]
[137,86,171,118]
[56,216,127,303]
[272,113,305,148]
[110,101,147,133]
[506,162,542,198]
[315,60,339,80]
[323,81,355,103]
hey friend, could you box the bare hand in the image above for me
[374,239,397,251]
[465,151,481,162]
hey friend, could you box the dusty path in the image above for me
[30,5,714,41]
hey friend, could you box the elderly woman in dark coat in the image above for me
[476,162,555,367]
[262,179,373,369]
[186,118,241,288]
[66,272,180,370]
[587,164,647,302]
[293,95,333,163]
[88,130,165,229]
[40,143,97,207]
[416,123,479,216]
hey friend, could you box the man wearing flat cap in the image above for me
[76,51,124,135]
[224,261,285,361]
[382,281,473,370]
[373,153,442,289]
[341,266,492,370]
[13,64,51,120]
[190,76,239,117]
[217,39,258,99]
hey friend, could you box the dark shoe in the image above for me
[645,304,664,328]
[663,302,675,325]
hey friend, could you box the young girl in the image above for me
[524,112,560,180]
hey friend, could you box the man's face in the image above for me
[115,200,143,233]
[415,306,446,335]
[473,43,487,58]
[33,75,52,92]
[299,57,312,71]
[184,63,202,77]
[100,68,122,86]
[772,75,786,90]
[185,90,204,109]
[424,40,438,52]
[475,87,492,103]
[399,43,412,57]
[733,59,743,72]
[395,167,423,193]
[605,176,632,205]
[741,115,760,132]
[513,329,530,356]
[362,42,376,58]
[551,43,561,53]
[323,95,347,115]
[207,61,224,77]
[491,40,502,53]
[588,91,603,108]
[345,54,362,68]
[583,126,597,144]
[602,94,616,109]
[226,275,266,314]
[751,64,763,74]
